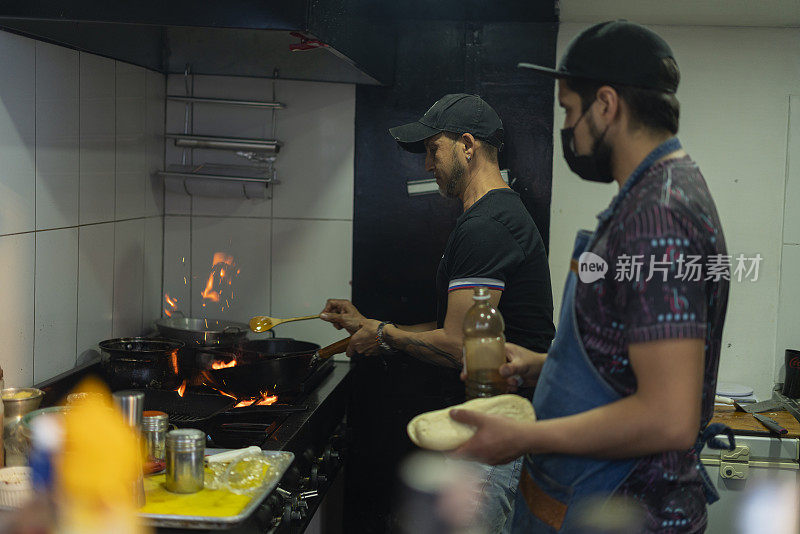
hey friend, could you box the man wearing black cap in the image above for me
[449,21,732,533]
[321,94,555,532]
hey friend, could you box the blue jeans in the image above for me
[471,457,524,533]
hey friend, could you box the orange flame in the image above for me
[211,359,237,370]
[176,381,187,397]
[170,350,179,375]
[234,391,278,408]
[205,385,237,400]
[200,252,237,306]
[164,293,179,317]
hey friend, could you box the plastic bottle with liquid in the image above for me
[462,287,506,398]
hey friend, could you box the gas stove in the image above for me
[35,356,352,534]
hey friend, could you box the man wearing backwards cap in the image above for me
[450,21,732,532]
[321,94,555,532]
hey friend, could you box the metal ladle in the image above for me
[249,314,320,333]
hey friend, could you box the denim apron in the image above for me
[511,139,734,533]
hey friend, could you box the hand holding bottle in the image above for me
[499,344,547,391]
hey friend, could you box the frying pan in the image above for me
[142,389,235,428]
[99,338,185,390]
[155,312,249,348]
[199,337,350,398]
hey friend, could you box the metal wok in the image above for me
[155,312,248,348]
[99,338,185,390]
[198,337,350,397]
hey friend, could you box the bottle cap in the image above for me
[472,287,491,301]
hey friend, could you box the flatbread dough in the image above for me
[407,394,536,451]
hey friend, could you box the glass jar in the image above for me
[142,411,170,462]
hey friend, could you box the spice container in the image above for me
[142,411,169,462]
[165,429,205,493]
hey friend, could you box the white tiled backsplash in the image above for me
[0,30,165,387]
[163,75,354,349]
[0,30,356,386]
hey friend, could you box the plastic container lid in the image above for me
[716,383,754,398]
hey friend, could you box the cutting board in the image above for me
[710,405,800,438]
[142,473,252,517]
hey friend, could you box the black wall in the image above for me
[353,20,558,324]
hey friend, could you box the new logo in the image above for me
[578,252,608,283]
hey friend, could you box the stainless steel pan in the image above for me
[155,311,248,348]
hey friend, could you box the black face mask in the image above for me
[560,103,614,183]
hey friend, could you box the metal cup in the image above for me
[111,390,146,507]
[783,349,800,398]
[112,390,145,429]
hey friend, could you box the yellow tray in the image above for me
[139,450,294,530]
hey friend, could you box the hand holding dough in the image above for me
[407,394,536,451]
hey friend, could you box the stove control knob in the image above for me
[327,447,340,463]
[282,503,294,524]
[318,445,341,467]
[255,494,282,526]
[310,464,328,488]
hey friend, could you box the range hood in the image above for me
[0,0,393,84]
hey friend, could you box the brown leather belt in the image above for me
[570,259,579,274]
[519,467,568,530]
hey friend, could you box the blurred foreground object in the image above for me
[396,451,487,534]
[738,480,799,534]
[568,495,645,533]
[57,378,149,534]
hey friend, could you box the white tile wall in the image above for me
[116,63,147,221]
[0,31,35,236]
[77,223,114,360]
[272,81,355,220]
[79,53,116,225]
[145,70,165,218]
[190,216,270,322]
[113,219,145,337]
[163,216,192,315]
[161,74,354,350]
[0,234,35,387]
[0,29,166,386]
[34,228,78,383]
[35,42,79,230]
[271,219,353,347]
[143,216,164,331]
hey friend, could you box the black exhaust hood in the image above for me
[0,0,393,84]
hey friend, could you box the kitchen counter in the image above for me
[710,405,800,437]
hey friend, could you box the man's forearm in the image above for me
[383,325,462,368]
[522,393,700,458]
[394,322,437,333]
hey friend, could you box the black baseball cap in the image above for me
[518,20,678,94]
[389,94,504,153]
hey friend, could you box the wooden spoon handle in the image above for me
[281,314,321,325]
[316,336,351,360]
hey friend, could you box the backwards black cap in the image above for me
[389,94,504,153]
[519,20,678,94]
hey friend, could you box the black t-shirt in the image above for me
[436,188,555,352]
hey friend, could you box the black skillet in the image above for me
[198,337,351,398]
